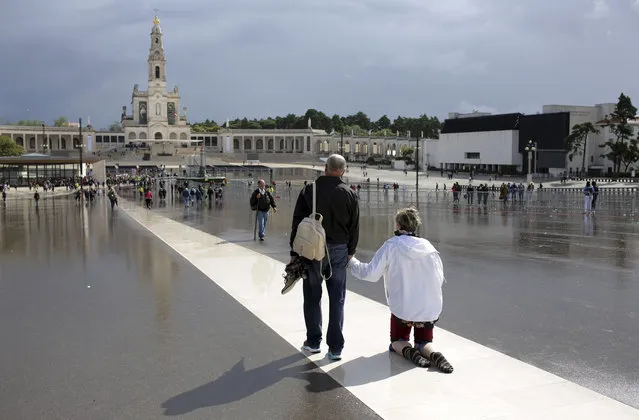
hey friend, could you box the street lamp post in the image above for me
[76,117,84,193]
[415,131,419,193]
[524,140,536,184]
[533,141,538,177]
[41,124,48,155]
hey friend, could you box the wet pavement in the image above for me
[135,183,639,409]
[0,197,380,420]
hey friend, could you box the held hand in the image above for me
[256,193,261,198]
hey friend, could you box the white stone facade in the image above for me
[436,130,521,172]
[542,103,639,175]
[119,15,190,154]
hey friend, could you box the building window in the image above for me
[307,136,311,151]
[155,66,160,79]
[155,38,159,44]
[590,156,594,163]
[465,152,480,159]
[118,136,125,143]
[96,135,103,143]
[156,103,161,115]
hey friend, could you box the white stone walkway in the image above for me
[121,202,639,420]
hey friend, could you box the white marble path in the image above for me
[121,202,639,420]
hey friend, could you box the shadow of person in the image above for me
[161,352,340,416]
[321,350,414,387]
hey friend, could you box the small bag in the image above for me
[293,182,327,261]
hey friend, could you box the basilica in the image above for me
[0,15,416,162]
[119,15,190,155]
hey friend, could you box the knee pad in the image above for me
[389,339,408,353]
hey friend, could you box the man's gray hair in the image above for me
[395,207,422,233]
[326,154,346,172]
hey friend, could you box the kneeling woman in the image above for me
[348,208,453,372]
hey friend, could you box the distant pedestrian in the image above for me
[250,179,277,241]
[591,181,599,212]
[583,181,593,213]
[107,187,118,210]
[182,187,190,208]
[144,189,152,209]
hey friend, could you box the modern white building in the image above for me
[429,113,526,175]
[542,103,639,175]
[428,104,639,176]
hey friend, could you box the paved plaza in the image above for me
[0,184,638,419]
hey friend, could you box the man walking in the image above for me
[250,179,277,241]
[288,154,359,361]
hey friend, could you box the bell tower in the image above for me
[148,13,166,90]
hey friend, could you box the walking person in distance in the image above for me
[288,154,360,361]
[250,179,277,241]
[583,181,594,213]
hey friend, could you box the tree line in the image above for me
[191,109,442,138]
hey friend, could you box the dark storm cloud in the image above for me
[1,0,639,128]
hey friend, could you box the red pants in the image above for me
[390,314,434,345]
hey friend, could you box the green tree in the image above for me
[624,140,639,171]
[400,146,414,158]
[343,112,370,130]
[16,119,44,126]
[303,109,332,132]
[258,118,276,129]
[374,115,391,131]
[331,114,344,133]
[343,124,368,136]
[0,135,24,156]
[54,116,68,127]
[565,122,599,175]
[108,121,121,132]
[600,93,638,174]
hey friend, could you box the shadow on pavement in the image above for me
[161,349,424,416]
[161,353,336,415]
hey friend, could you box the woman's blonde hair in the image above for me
[395,207,421,232]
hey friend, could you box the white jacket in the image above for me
[349,235,444,322]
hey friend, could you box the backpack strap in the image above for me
[311,181,332,280]
[312,181,316,218]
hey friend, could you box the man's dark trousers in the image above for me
[303,243,349,354]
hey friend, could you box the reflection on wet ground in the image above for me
[0,197,380,419]
[128,184,639,408]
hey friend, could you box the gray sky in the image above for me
[1,0,638,129]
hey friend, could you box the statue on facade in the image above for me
[173,85,179,94]
[308,117,312,129]
[121,106,127,120]
[133,84,139,94]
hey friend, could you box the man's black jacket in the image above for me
[250,188,276,212]
[290,176,359,256]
